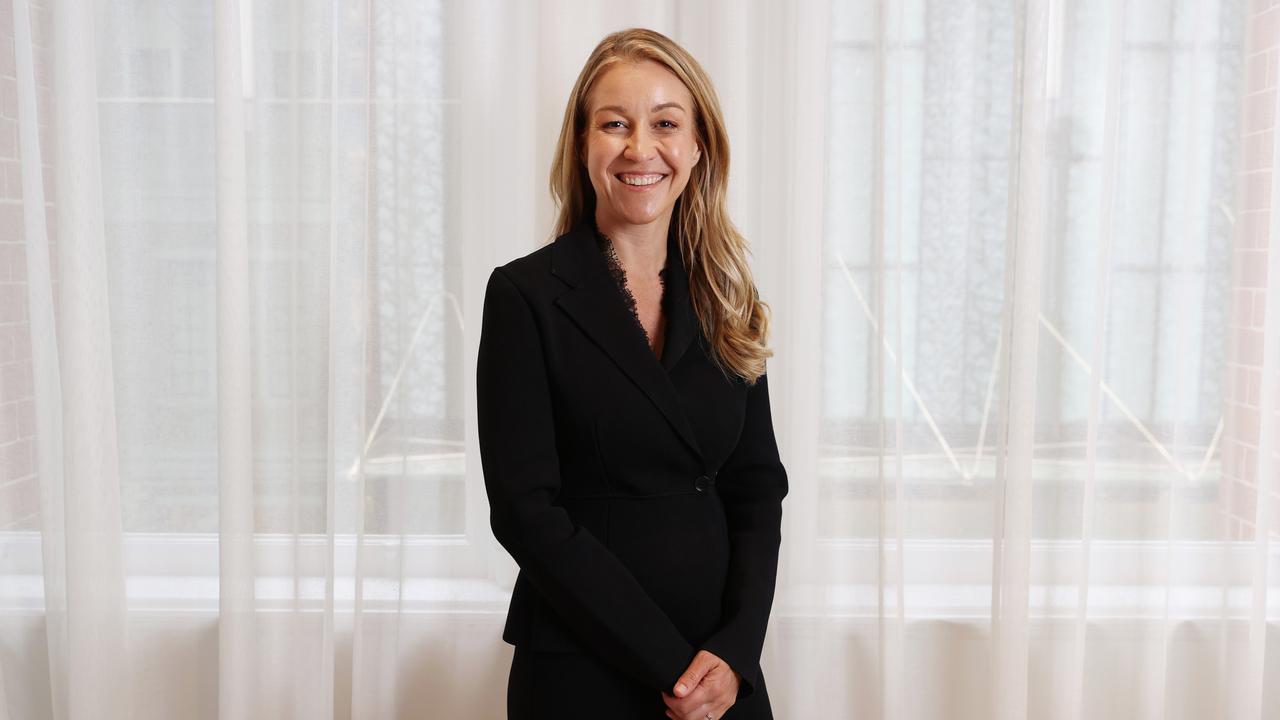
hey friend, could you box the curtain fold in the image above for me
[874,1,908,716]
[44,0,131,716]
[0,1,1275,719]
[992,1,1057,716]
[1064,0,1125,714]
[11,0,61,717]
[213,0,255,717]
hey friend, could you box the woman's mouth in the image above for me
[615,173,668,189]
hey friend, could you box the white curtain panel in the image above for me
[0,0,1277,718]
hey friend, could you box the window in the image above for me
[820,0,1244,544]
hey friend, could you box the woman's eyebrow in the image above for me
[594,102,686,115]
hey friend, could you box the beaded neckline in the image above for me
[592,224,667,348]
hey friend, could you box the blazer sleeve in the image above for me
[699,372,788,700]
[476,267,697,692]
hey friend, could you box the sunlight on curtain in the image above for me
[0,0,1276,719]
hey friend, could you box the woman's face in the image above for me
[582,59,702,233]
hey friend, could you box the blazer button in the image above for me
[694,475,711,492]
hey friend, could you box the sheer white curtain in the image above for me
[782,1,1278,718]
[0,0,1276,718]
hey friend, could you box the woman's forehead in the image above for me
[588,60,694,113]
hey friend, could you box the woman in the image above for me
[476,28,787,720]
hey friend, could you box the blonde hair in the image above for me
[549,28,772,385]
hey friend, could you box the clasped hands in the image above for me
[661,649,740,720]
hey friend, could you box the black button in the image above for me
[694,475,711,492]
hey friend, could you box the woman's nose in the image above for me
[623,127,656,160]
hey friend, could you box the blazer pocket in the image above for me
[591,418,613,495]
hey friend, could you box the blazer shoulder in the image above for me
[491,233,578,299]
[492,235,567,298]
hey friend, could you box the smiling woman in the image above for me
[478,27,786,720]
[583,62,701,235]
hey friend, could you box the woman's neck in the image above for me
[594,210,669,278]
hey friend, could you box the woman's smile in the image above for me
[615,172,668,189]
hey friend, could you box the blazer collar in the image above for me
[550,218,704,461]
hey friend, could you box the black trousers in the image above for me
[506,645,773,719]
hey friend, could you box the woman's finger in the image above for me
[666,698,714,720]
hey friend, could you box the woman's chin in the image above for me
[604,205,671,229]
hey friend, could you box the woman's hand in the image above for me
[661,649,739,720]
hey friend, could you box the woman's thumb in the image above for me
[674,652,718,697]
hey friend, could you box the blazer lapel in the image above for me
[552,219,704,462]
[658,230,696,373]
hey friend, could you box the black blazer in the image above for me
[476,218,788,702]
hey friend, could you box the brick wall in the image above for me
[0,0,52,530]
[1224,0,1280,540]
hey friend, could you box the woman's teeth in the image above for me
[618,174,665,186]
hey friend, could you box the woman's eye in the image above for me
[656,120,678,129]
[602,121,625,129]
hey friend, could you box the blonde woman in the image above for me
[477,28,787,719]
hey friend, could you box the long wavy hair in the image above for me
[549,28,772,385]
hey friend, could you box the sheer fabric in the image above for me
[0,1,1276,718]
